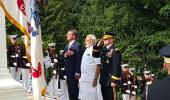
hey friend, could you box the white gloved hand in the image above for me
[64,75,67,79]
[13,62,17,66]
[54,59,58,63]
[26,63,30,67]
[61,68,65,71]
[132,91,136,95]
[127,81,131,85]
[15,54,18,57]
[126,90,130,94]
[53,70,56,74]
[51,63,54,66]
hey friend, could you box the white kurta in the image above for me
[79,46,103,100]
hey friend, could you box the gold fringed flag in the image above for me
[30,0,46,99]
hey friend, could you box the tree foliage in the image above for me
[6,0,170,78]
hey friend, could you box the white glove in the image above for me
[13,62,17,66]
[26,63,30,67]
[54,59,58,63]
[134,85,137,89]
[132,91,136,95]
[15,54,18,57]
[126,90,130,94]
[127,81,131,85]
[61,68,65,71]
[51,63,54,66]
[64,75,67,79]
[53,70,56,74]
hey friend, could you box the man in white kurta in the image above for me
[79,34,103,100]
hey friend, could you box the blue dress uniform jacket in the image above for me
[146,75,170,100]
[7,44,21,68]
[57,53,66,80]
[20,43,30,69]
[63,41,83,100]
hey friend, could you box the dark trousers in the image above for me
[67,77,79,100]
[101,86,114,100]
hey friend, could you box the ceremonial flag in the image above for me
[0,5,8,69]
[30,0,46,100]
[0,0,31,62]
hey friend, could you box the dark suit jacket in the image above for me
[146,75,170,100]
[63,41,83,78]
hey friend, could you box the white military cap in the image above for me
[9,35,17,39]
[143,70,151,74]
[122,64,129,68]
[151,74,155,77]
[48,43,56,47]
[129,67,135,71]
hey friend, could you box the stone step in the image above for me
[0,78,23,91]
[0,73,12,79]
[0,89,27,100]
[0,68,10,74]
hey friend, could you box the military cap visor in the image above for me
[159,45,170,63]
[102,32,115,40]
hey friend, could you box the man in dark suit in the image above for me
[92,32,121,100]
[63,29,83,100]
[145,45,170,100]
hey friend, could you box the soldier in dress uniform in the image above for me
[20,35,31,90]
[145,45,170,100]
[92,32,121,100]
[140,71,152,92]
[141,70,152,100]
[44,43,58,99]
[121,64,138,100]
[57,50,69,100]
[7,35,22,82]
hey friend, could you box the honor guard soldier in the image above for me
[92,32,121,100]
[7,35,22,82]
[141,70,152,97]
[57,50,69,100]
[20,35,31,90]
[44,43,58,99]
[121,64,138,100]
[145,45,170,100]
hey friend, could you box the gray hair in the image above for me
[86,34,97,44]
